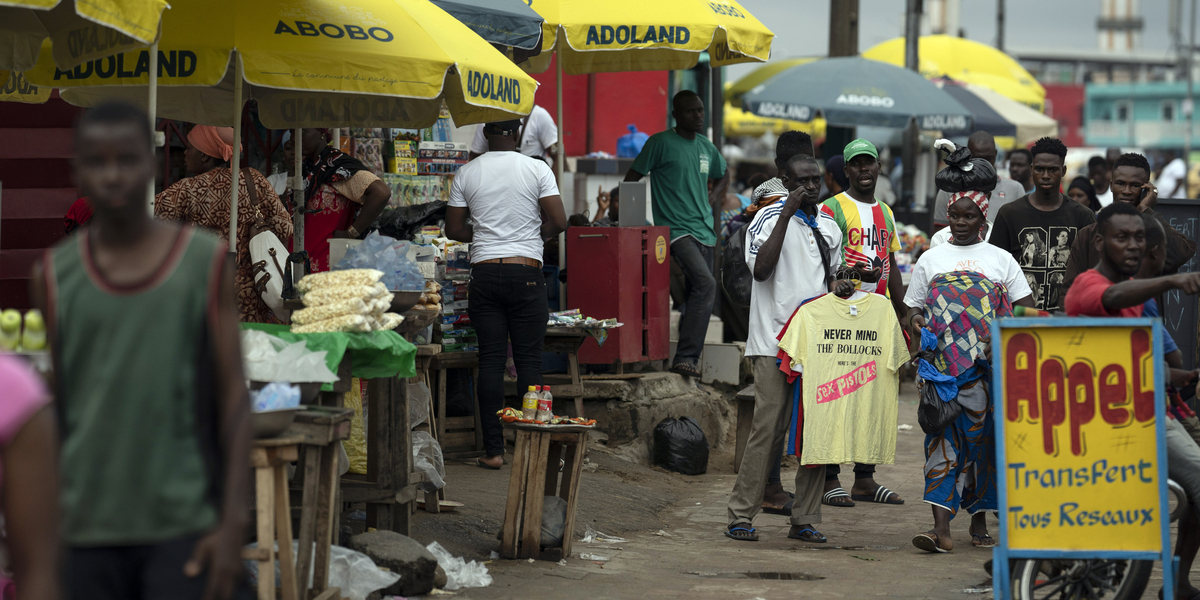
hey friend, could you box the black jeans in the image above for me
[670,237,716,366]
[468,263,549,457]
[825,463,876,481]
[65,534,254,600]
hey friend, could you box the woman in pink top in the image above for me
[0,355,60,600]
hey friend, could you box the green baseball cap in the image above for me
[843,138,878,162]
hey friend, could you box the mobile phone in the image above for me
[1140,186,1149,201]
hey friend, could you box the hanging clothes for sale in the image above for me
[777,292,910,465]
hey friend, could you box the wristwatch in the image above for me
[348,225,360,238]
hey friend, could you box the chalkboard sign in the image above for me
[1156,198,1200,370]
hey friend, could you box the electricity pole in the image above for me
[902,0,923,213]
[826,0,860,159]
[996,0,1005,52]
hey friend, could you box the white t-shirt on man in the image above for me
[903,241,1033,309]
[1157,158,1188,198]
[449,151,559,264]
[470,105,558,165]
[1096,187,1114,207]
[744,200,843,357]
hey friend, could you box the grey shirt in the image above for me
[932,177,1027,226]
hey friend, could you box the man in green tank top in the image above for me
[32,102,253,600]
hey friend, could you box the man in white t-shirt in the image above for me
[1088,155,1114,207]
[931,132,1026,232]
[445,119,567,470]
[1157,151,1188,199]
[724,154,843,544]
[469,104,558,169]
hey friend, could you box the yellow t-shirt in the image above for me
[778,293,910,465]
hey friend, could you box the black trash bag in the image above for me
[933,140,998,194]
[916,377,963,435]
[653,416,710,475]
[372,201,448,241]
[721,224,753,310]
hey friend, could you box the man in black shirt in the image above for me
[989,137,1096,312]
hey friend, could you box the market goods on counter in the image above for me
[496,407,597,427]
[21,310,46,351]
[522,386,540,419]
[296,269,383,293]
[291,297,371,325]
[0,309,20,350]
[241,330,339,383]
[251,382,301,412]
[302,283,392,307]
[536,386,554,422]
[292,314,373,334]
[335,232,424,291]
[377,313,404,331]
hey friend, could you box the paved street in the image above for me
[411,388,1035,599]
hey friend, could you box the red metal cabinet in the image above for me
[566,226,670,365]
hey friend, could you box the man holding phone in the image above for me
[1063,152,1197,290]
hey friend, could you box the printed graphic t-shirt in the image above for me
[630,129,727,246]
[777,293,910,465]
[820,192,901,295]
[988,195,1096,311]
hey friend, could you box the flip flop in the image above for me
[788,527,827,543]
[913,531,951,553]
[971,534,998,548]
[724,525,759,542]
[476,457,503,469]
[762,499,793,516]
[823,487,855,507]
[670,361,701,378]
[851,486,905,505]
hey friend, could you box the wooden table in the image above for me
[248,406,353,600]
[429,351,484,459]
[314,353,419,536]
[543,327,590,418]
[500,423,590,561]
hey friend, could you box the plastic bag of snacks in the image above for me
[291,298,371,325]
[292,314,373,334]
[296,269,383,294]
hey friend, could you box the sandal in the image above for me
[851,485,905,505]
[476,456,504,469]
[823,487,855,507]
[971,533,998,548]
[788,527,827,543]
[912,531,952,553]
[724,525,759,542]
[670,361,702,377]
[762,499,793,516]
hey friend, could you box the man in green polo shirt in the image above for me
[624,90,729,377]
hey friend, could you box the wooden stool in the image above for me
[430,351,484,459]
[246,438,301,600]
[500,424,589,561]
[286,407,353,600]
[733,384,755,474]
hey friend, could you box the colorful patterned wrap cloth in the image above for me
[923,271,1013,377]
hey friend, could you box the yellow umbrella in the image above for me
[862,34,1045,111]
[723,102,823,138]
[514,0,773,179]
[0,70,50,103]
[0,0,167,71]
[27,0,539,253]
[26,0,538,128]
[520,0,773,74]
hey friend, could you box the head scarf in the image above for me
[301,128,368,206]
[187,125,234,162]
[947,190,989,241]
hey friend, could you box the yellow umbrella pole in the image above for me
[147,41,158,212]
[230,51,243,257]
[294,127,303,254]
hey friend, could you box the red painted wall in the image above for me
[0,95,83,310]
[529,54,669,156]
[1043,84,1085,148]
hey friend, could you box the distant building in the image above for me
[1084,81,1191,149]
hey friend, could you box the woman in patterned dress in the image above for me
[296,128,392,272]
[155,125,293,323]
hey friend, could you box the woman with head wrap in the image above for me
[1066,176,1102,212]
[155,124,294,323]
[297,128,393,272]
[900,144,1039,554]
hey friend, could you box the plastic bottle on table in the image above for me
[522,386,540,420]
[536,385,554,422]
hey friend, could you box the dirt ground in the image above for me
[402,387,1172,599]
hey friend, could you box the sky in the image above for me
[727,0,1176,81]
